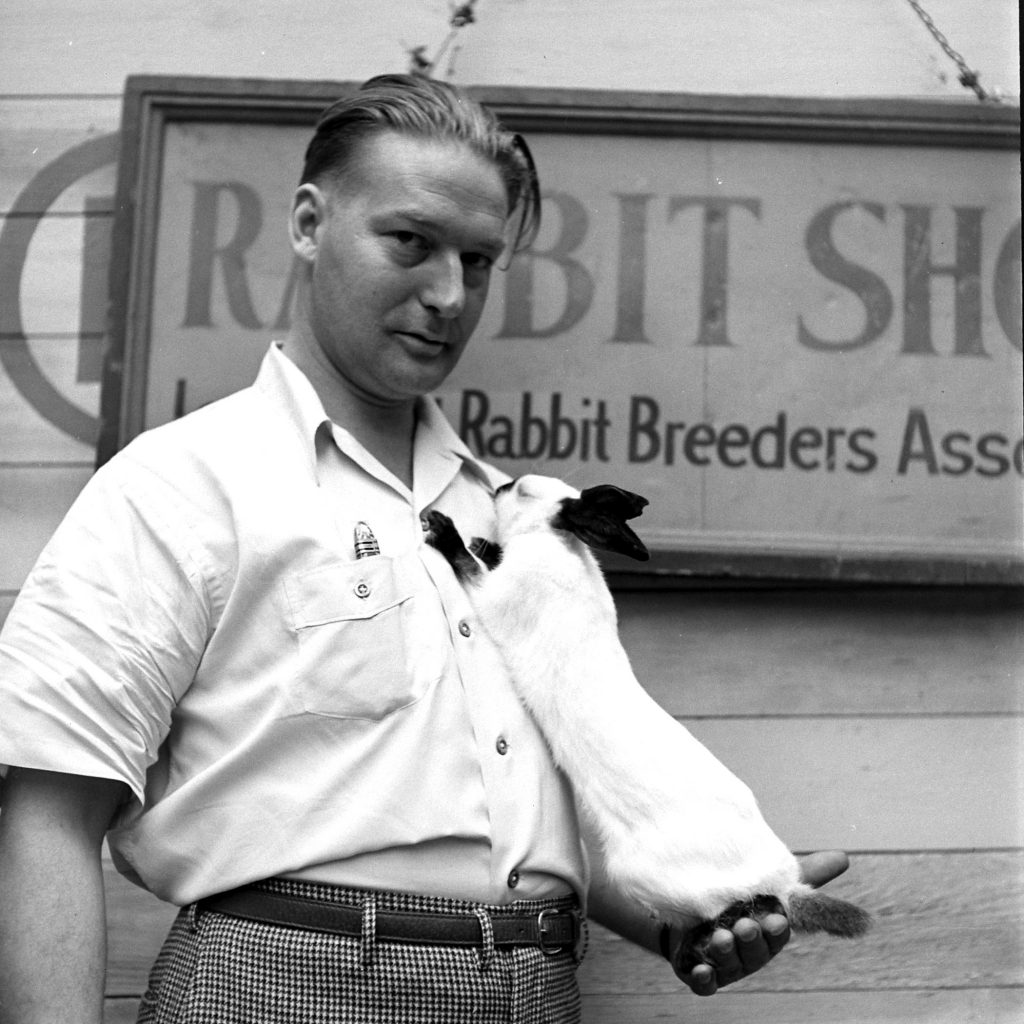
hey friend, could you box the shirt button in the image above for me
[495,736,509,755]
[354,581,371,599]
[507,869,520,889]
[458,620,472,637]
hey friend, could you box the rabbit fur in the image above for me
[423,474,869,966]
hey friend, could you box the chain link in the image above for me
[904,0,998,102]
[407,1,479,78]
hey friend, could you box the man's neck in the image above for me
[280,335,416,489]
[343,404,416,490]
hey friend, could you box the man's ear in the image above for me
[290,183,327,263]
[553,484,650,562]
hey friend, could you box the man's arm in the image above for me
[587,849,851,996]
[0,768,128,1024]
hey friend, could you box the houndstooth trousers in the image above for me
[136,878,585,1024]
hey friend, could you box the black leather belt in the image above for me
[199,886,580,956]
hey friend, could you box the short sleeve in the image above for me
[0,456,213,803]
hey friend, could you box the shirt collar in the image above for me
[410,396,505,510]
[253,342,499,499]
[253,342,332,483]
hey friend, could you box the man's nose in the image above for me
[420,251,466,319]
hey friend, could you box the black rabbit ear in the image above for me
[552,484,650,562]
[579,485,649,522]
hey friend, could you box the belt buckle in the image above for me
[537,907,565,957]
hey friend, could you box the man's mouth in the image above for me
[396,329,446,351]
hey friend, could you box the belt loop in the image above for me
[473,907,495,972]
[573,912,589,965]
[360,896,377,968]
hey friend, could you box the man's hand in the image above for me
[670,850,851,996]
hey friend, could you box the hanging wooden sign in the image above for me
[101,76,1022,583]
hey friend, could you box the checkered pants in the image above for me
[136,878,584,1024]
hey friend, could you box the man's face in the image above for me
[295,131,510,405]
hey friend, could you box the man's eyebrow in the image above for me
[382,209,507,258]
[475,234,509,260]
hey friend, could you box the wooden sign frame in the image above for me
[100,75,1022,584]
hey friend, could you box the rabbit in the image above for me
[422,474,870,969]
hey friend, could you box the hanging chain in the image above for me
[407,1,479,78]
[904,0,998,102]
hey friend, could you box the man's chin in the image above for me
[383,363,459,403]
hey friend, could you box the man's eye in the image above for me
[462,253,494,273]
[392,231,428,252]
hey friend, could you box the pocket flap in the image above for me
[284,558,408,628]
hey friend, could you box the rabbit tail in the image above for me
[786,889,872,937]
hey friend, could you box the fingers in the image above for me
[798,849,850,889]
[686,913,791,996]
[683,851,847,997]
[701,922,763,989]
[761,912,791,957]
[686,961,718,996]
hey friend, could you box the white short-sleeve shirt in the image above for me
[0,344,587,907]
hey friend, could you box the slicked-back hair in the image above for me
[300,74,541,256]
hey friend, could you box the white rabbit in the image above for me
[423,474,869,968]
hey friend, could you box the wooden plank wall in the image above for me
[1,1,1021,1021]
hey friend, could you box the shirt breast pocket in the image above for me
[283,557,443,721]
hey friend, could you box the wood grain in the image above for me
[0,464,93,589]
[617,588,1024,716]
[1,0,1017,100]
[15,215,111,335]
[682,715,1024,851]
[0,98,119,210]
[579,851,1024,994]
[104,854,177,997]
[104,1001,141,1024]
[577,988,1024,1024]
[105,988,1024,1024]
[0,339,101,463]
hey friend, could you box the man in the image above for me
[0,74,847,1022]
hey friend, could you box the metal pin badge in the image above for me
[354,521,380,559]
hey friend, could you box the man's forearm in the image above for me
[0,769,125,1024]
[587,874,667,954]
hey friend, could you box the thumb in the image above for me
[798,850,850,889]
